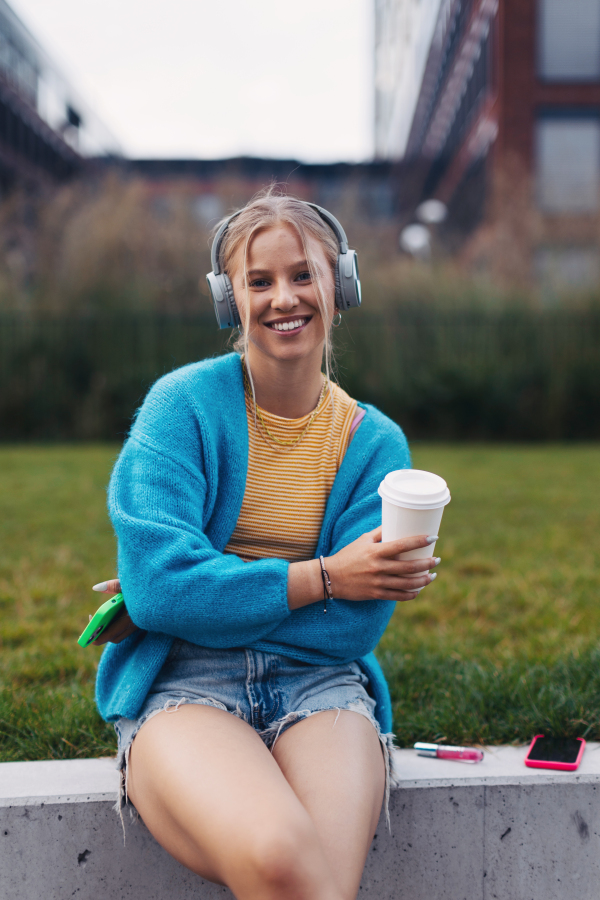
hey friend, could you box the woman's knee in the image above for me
[242,814,323,893]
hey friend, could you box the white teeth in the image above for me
[272,318,306,331]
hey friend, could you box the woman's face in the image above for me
[230,224,335,364]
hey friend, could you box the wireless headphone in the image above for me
[206,201,362,330]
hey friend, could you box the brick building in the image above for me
[375,0,600,293]
[111,156,402,229]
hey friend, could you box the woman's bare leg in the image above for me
[126,704,344,900]
[272,710,386,900]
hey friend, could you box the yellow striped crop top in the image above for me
[224,381,359,563]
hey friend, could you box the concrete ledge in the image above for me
[2,745,600,899]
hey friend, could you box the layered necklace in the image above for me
[242,358,328,451]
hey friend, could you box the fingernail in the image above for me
[429,572,437,581]
[426,535,439,544]
[92,582,108,592]
[433,557,441,566]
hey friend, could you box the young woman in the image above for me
[92,191,440,900]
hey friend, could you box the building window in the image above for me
[535,246,600,302]
[536,117,600,213]
[538,0,600,81]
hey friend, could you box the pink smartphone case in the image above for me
[524,735,586,771]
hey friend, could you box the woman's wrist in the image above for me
[322,554,341,599]
[287,558,327,610]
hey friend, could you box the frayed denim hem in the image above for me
[114,696,232,842]
[259,699,397,830]
[114,696,398,841]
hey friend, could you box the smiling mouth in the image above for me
[264,316,311,333]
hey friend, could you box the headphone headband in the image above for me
[210,210,240,275]
[210,202,349,275]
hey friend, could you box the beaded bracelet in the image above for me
[319,556,333,614]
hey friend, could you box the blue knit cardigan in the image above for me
[96,353,411,733]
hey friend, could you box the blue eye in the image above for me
[250,279,270,288]
[296,271,311,282]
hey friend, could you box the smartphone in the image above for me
[78,593,125,647]
[524,735,586,771]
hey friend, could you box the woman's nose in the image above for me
[271,280,298,310]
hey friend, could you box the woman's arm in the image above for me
[287,528,438,610]
[109,439,293,646]
[104,371,296,647]
[93,525,436,644]
[102,384,430,644]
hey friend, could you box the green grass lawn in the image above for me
[1,443,599,761]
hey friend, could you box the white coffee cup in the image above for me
[378,469,451,585]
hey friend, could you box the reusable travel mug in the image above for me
[377,469,451,586]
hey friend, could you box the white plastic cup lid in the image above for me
[378,469,451,510]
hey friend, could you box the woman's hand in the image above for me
[326,527,439,602]
[287,527,440,610]
[90,579,141,646]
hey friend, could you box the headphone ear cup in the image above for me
[336,251,361,310]
[222,275,241,327]
[334,258,344,310]
[206,272,241,329]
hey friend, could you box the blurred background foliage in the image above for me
[0,175,599,442]
[1,171,598,318]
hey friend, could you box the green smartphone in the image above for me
[78,593,125,647]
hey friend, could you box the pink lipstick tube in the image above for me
[414,742,484,763]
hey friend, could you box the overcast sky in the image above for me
[12,0,374,162]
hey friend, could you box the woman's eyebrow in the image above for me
[247,260,309,276]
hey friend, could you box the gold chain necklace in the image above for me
[242,359,327,450]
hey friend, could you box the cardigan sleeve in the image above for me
[281,410,413,659]
[108,379,292,647]
[328,409,411,555]
[245,407,413,664]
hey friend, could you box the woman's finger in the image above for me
[393,592,421,602]
[376,533,438,558]
[351,526,383,545]
[381,572,434,592]
[378,556,440,576]
[92,612,138,646]
[379,588,421,602]
[91,607,128,643]
[99,621,140,645]
[92,579,121,594]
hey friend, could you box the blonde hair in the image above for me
[213,186,339,397]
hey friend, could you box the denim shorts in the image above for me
[114,641,396,823]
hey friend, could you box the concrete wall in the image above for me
[1,745,599,899]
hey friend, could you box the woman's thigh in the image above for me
[272,709,386,900]
[126,703,340,898]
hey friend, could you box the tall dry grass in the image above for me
[0,172,407,315]
[0,172,397,314]
[0,168,598,316]
[0,174,213,314]
[459,155,600,308]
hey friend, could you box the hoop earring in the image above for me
[332,311,342,328]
